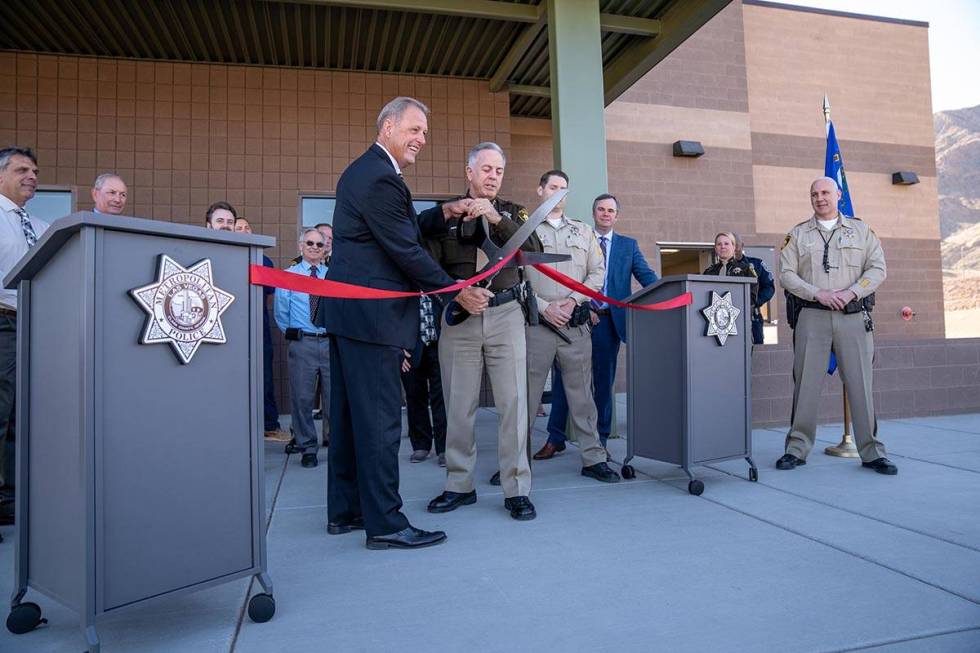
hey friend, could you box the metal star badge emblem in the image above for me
[701,290,740,345]
[130,255,235,364]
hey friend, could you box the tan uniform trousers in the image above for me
[526,323,607,468]
[786,308,887,463]
[440,300,531,498]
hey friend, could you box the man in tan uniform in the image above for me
[423,142,542,521]
[777,176,896,475]
[524,170,621,483]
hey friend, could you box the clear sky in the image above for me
[766,1,980,112]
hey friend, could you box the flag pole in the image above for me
[822,94,860,458]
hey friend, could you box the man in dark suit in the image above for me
[321,96,490,549]
[401,293,447,466]
[536,193,657,459]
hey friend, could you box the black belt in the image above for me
[595,308,611,316]
[799,300,831,311]
[487,284,520,308]
[302,331,329,339]
[800,298,865,314]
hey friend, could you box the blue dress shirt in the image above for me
[274,259,329,334]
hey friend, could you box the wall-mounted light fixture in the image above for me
[891,171,919,185]
[672,140,704,158]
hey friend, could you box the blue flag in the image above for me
[824,120,853,217]
[823,119,849,376]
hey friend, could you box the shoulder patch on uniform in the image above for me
[859,278,871,287]
[781,233,792,249]
[517,207,529,223]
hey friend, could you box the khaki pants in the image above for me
[440,301,531,498]
[786,308,886,463]
[526,323,607,468]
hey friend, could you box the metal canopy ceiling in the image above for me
[0,0,730,118]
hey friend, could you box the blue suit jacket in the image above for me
[604,233,658,342]
[322,144,455,350]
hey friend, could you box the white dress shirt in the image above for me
[0,193,50,310]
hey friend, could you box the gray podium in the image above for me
[3,213,276,653]
[622,274,758,495]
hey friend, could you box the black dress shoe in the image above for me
[327,516,365,535]
[504,496,536,521]
[366,525,447,550]
[427,490,476,513]
[489,471,501,486]
[581,462,621,483]
[285,439,302,455]
[776,453,806,470]
[301,453,318,468]
[862,457,898,475]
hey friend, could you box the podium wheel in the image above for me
[248,593,276,623]
[6,602,46,634]
[621,465,635,480]
[748,467,759,482]
[687,480,704,496]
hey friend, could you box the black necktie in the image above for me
[309,266,322,325]
[15,207,37,248]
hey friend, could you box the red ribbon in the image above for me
[249,256,692,312]
[249,250,516,299]
[528,263,693,311]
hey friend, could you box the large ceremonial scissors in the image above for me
[444,188,570,325]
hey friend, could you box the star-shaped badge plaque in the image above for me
[701,290,740,346]
[130,255,235,364]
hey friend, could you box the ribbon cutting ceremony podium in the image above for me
[3,213,276,653]
[622,274,758,495]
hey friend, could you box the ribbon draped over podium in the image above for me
[249,256,692,313]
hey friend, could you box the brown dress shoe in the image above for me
[533,441,566,460]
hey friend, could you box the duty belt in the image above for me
[800,298,865,315]
[487,284,521,308]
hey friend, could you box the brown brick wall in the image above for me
[0,52,511,411]
[619,1,749,113]
[742,2,934,148]
[751,133,937,177]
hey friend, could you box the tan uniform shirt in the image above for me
[779,215,886,302]
[525,215,605,312]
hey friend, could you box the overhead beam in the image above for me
[508,84,550,98]
[285,1,663,34]
[599,14,661,36]
[489,4,546,92]
[603,0,730,105]
[283,0,539,23]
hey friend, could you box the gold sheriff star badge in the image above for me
[701,290,740,345]
[130,255,235,364]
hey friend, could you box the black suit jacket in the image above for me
[323,144,455,350]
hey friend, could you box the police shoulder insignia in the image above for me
[517,207,529,223]
[781,233,792,250]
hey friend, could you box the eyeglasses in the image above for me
[305,241,325,248]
